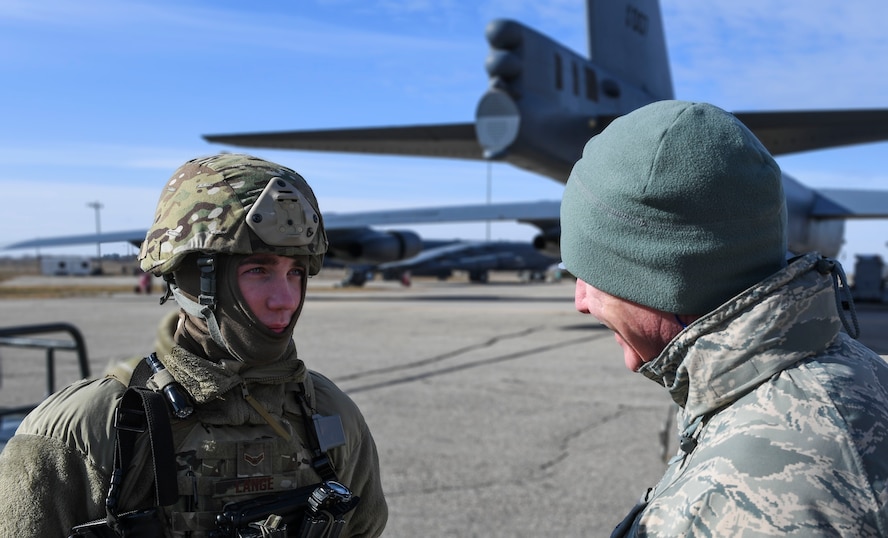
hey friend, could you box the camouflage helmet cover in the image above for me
[138,153,328,276]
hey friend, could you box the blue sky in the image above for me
[1,0,887,268]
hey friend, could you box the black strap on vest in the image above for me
[129,358,154,388]
[105,386,178,530]
[296,383,340,483]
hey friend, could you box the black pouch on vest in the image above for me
[68,387,177,538]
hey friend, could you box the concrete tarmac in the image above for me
[1,273,887,537]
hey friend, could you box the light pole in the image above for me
[87,201,103,275]
[486,161,492,241]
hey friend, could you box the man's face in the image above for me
[574,278,684,371]
[237,253,305,333]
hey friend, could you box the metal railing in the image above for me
[0,322,91,417]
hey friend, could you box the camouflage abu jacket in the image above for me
[622,252,888,537]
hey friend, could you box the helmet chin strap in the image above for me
[170,283,227,355]
[169,254,231,359]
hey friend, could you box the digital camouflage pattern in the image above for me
[139,153,329,276]
[621,252,888,536]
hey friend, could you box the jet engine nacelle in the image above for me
[330,229,423,264]
[532,225,561,258]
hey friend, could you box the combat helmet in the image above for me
[139,153,328,277]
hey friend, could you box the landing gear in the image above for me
[468,270,489,283]
[341,267,373,287]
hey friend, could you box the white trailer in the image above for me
[39,256,95,276]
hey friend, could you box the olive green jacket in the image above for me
[0,340,387,537]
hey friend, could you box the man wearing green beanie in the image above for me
[560,100,888,536]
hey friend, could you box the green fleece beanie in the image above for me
[560,100,787,315]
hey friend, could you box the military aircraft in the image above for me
[1,201,562,282]
[1,219,424,269]
[202,0,888,261]
[9,0,888,274]
[377,239,559,285]
[325,238,558,287]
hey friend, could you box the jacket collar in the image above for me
[639,252,842,419]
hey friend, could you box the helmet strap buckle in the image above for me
[197,255,217,308]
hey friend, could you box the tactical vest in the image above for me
[165,405,320,535]
[72,355,357,538]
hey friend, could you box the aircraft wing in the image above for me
[2,229,148,250]
[735,109,888,157]
[324,200,560,228]
[377,239,558,282]
[203,123,482,160]
[810,189,888,219]
[379,239,557,267]
[203,110,888,180]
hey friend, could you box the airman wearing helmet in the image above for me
[138,153,330,366]
[0,154,388,537]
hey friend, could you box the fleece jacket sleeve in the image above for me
[0,432,109,536]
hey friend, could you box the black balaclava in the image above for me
[171,252,309,365]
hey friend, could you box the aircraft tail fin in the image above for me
[586,0,673,101]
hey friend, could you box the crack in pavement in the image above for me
[384,405,659,499]
[342,330,611,394]
[538,409,625,472]
[336,327,539,382]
